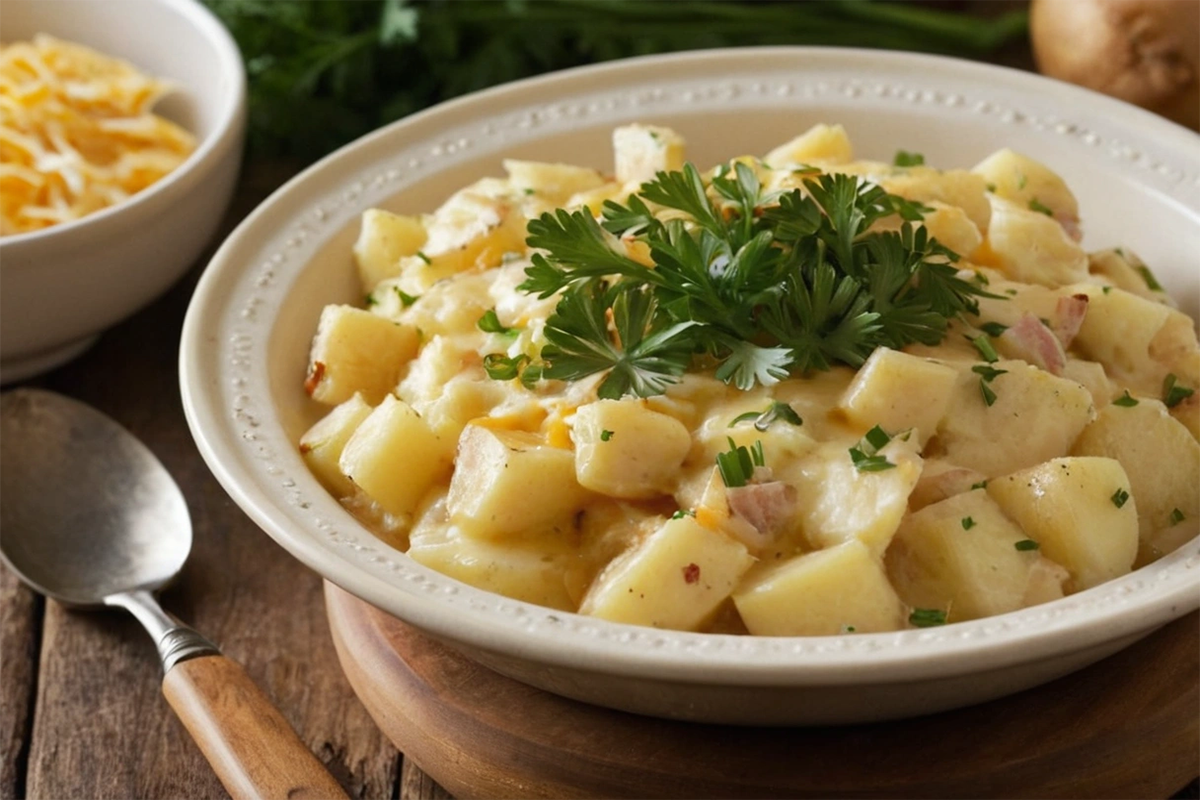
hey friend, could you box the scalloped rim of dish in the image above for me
[181,47,1200,689]
[0,0,246,250]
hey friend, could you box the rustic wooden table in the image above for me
[3,150,1198,800]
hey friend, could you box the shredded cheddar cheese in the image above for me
[0,35,196,236]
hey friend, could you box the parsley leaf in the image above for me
[1111,488,1130,508]
[1014,539,1040,551]
[1163,373,1195,408]
[477,309,518,337]
[909,608,947,627]
[849,425,897,472]
[1113,391,1139,407]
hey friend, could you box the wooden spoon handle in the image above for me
[163,654,348,800]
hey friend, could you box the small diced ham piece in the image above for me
[1053,293,1089,349]
[726,481,796,535]
[1000,313,1066,375]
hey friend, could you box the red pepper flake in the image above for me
[304,361,326,395]
[682,563,701,584]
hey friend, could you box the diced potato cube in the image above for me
[763,123,853,167]
[299,393,373,497]
[399,193,527,291]
[1069,284,1177,387]
[792,438,922,555]
[306,304,419,405]
[838,348,958,445]
[880,168,992,233]
[572,399,692,499]
[580,515,753,631]
[503,160,606,206]
[1060,359,1113,408]
[972,149,1079,224]
[339,395,453,518]
[987,457,1137,591]
[935,360,1094,477]
[353,209,427,291]
[920,201,982,260]
[408,503,577,611]
[447,425,588,536]
[734,540,905,635]
[613,124,685,185]
[1088,248,1173,306]
[885,490,1060,621]
[985,197,1087,287]
[1071,400,1199,555]
[970,281,1061,331]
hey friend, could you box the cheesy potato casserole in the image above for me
[299,123,1199,635]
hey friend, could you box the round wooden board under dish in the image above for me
[324,582,1198,799]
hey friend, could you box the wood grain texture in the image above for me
[16,162,404,800]
[163,655,348,800]
[0,565,41,800]
[327,580,1200,800]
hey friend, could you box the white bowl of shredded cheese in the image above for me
[182,48,1198,725]
[0,0,245,382]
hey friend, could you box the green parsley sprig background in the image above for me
[204,0,1028,161]
[516,163,994,398]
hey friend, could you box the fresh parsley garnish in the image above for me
[729,400,803,432]
[979,321,1008,337]
[849,425,897,472]
[894,150,925,167]
[477,308,518,337]
[1111,488,1130,508]
[513,164,993,398]
[482,353,542,388]
[1163,373,1194,408]
[909,608,946,627]
[961,516,976,530]
[717,437,765,488]
[1014,539,1040,551]
[1112,391,1139,407]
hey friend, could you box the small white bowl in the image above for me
[181,48,1200,725]
[0,0,245,383]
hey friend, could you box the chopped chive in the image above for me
[894,150,925,167]
[864,425,891,451]
[971,335,999,363]
[393,286,420,307]
[365,292,378,307]
[717,437,763,488]
[1014,539,1040,551]
[671,509,695,520]
[1136,264,1163,292]
[523,187,536,195]
[972,364,1008,382]
[415,250,432,265]
[909,608,947,627]
[600,429,614,442]
[850,425,896,472]
[477,309,518,337]
[483,353,529,381]
[729,401,803,432]
[1111,488,1130,508]
[970,480,989,490]
[1028,198,1053,216]
[1017,173,1027,190]
[1112,391,1139,408]
[1169,508,1185,526]
[961,516,976,530]
[985,182,997,193]
[1102,286,1113,295]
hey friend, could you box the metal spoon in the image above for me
[0,388,347,800]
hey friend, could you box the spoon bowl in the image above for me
[0,388,347,800]
[0,389,190,606]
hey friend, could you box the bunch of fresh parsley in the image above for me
[509,161,992,399]
[204,0,1028,160]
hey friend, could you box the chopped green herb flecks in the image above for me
[729,400,803,432]
[909,608,947,627]
[1163,373,1195,408]
[971,335,999,363]
[980,379,998,407]
[1102,285,1113,294]
[477,308,518,337]
[970,480,988,490]
[717,437,765,488]
[483,353,542,388]
[600,429,614,442]
[1136,264,1163,292]
[985,182,997,193]
[415,250,432,265]
[1112,391,1139,408]
[365,292,378,307]
[671,509,695,520]
[1169,508,1185,526]
[979,321,1008,337]
[1014,539,1040,551]
[894,150,925,167]
[394,287,419,307]
[961,516,976,530]
[849,425,897,472]
[1028,198,1053,216]
[972,364,1008,382]
[1111,488,1130,508]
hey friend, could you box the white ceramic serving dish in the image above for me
[0,0,245,383]
[181,48,1200,726]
